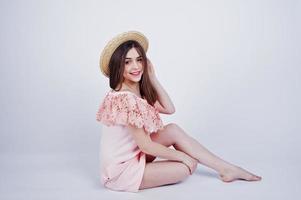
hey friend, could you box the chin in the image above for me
[126,74,142,82]
[130,78,141,83]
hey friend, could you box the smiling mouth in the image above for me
[130,71,140,75]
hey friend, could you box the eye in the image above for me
[137,58,143,62]
[125,60,130,64]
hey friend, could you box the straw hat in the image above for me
[99,30,149,77]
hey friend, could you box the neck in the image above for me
[121,81,140,94]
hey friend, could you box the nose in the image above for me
[132,60,140,69]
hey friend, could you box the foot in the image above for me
[219,165,262,182]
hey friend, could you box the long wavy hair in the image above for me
[108,40,158,106]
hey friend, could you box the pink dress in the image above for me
[96,89,164,192]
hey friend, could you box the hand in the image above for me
[180,153,198,175]
[146,58,156,80]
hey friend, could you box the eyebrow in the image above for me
[125,56,142,60]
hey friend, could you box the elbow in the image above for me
[139,142,154,154]
[167,107,176,114]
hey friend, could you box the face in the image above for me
[122,47,144,84]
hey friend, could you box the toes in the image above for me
[249,175,262,181]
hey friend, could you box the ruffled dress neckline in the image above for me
[110,89,147,102]
[96,89,164,133]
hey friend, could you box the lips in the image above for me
[130,71,140,75]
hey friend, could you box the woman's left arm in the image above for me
[147,58,176,114]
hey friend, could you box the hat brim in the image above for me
[99,31,149,77]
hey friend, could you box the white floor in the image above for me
[0,152,299,200]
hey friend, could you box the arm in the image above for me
[147,58,175,115]
[127,124,184,162]
[127,124,198,174]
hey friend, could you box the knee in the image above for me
[166,123,185,137]
[166,123,179,132]
[179,163,191,179]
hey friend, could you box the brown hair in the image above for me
[108,40,158,106]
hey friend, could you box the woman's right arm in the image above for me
[126,125,197,174]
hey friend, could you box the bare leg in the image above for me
[139,160,190,190]
[148,123,262,182]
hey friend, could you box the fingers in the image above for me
[188,161,197,175]
[188,165,193,175]
[182,161,192,175]
[189,167,192,175]
[180,154,198,175]
[191,159,198,174]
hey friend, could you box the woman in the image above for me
[96,31,262,193]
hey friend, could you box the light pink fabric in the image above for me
[96,89,164,192]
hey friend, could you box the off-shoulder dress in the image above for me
[96,89,164,192]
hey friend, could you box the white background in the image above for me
[0,0,300,199]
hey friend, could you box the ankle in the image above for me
[219,164,237,175]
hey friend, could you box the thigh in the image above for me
[139,160,190,190]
